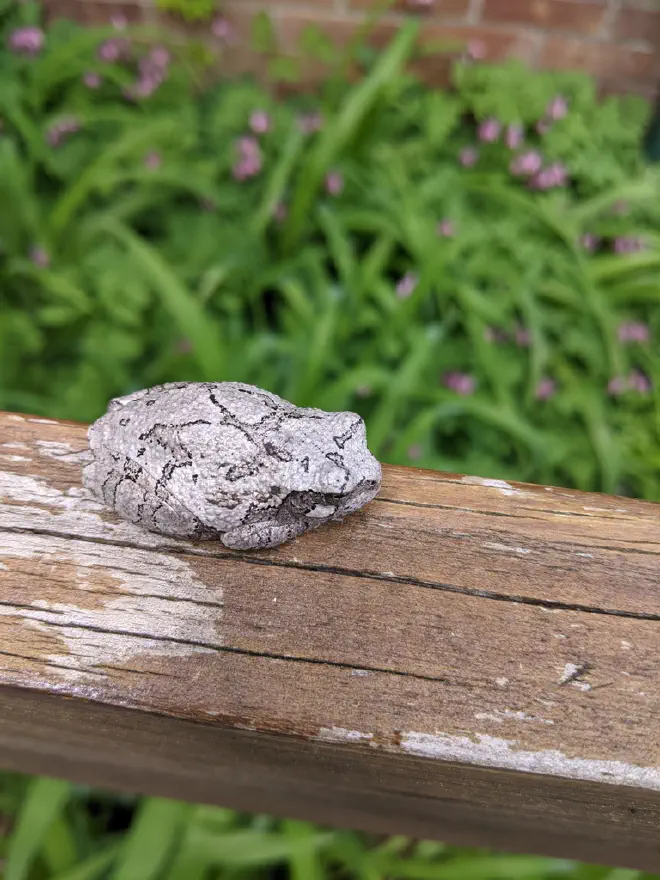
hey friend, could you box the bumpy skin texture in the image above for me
[83,382,382,550]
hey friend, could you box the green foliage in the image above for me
[154,0,215,23]
[1,0,658,498]
[1,773,658,880]
[4,777,72,880]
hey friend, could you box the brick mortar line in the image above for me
[237,3,659,53]
[248,8,652,54]
[63,0,660,13]
[466,0,484,25]
[599,0,623,40]
[62,0,660,54]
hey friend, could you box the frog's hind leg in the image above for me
[221,520,308,550]
[83,449,215,541]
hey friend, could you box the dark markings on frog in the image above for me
[154,459,193,499]
[325,452,344,468]
[264,442,293,462]
[334,420,362,450]
[325,451,351,492]
[225,462,260,483]
[206,494,241,510]
[208,392,258,447]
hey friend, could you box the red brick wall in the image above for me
[46,0,660,96]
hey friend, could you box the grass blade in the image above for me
[93,217,225,379]
[49,843,122,880]
[282,19,419,251]
[110,798,190,880]
[4,776,72,880]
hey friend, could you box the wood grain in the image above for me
[1,411,659,869]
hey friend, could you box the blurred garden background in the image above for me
[1,0,659,874]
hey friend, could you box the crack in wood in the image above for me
[2,525,659,623]
[16,614,454,685]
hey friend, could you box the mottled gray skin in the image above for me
[83,382,382,549]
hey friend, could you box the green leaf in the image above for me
[110,799,190,880]
[282,19,420,251]
[251,10,278,54]
[282,820,327,880]
[49,843,122,880]
[49,117,183,237]
[188,828,334,867]
[93,218,226,379]
[5,776,72,880]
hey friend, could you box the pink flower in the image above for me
[9,26,44,56]
[505,124,524,150]
[356,384,372,398]
[530,162,568,190]
[443,371,476,396]
[233,157,262,180]
[535,377,556,401]
[144,151,161,169]
[83,71,101,88]
[46,116,80,148]
[515,326,531,347]
[459,146,479,167]
[211,16,235,44]
[407,444,423,460]
[396,272,418,299]
[467,39,486,60]
[130,47,170,99]
[297,112,323,134]
[111,13,127,30]
[273,201,287,222]
[618,321,650,343]
[611,200,629,216]
[249,110,271,134]
[98,37,130,62]
[478,118,501,143]
[233,134,262,180]
[149,46,170,68]
[437,218,454,238]
[125,75,162,100]
[510,150,542,177]
[608,371,652,395]
[607,376,628,396]
[536,120,552,136]
[325,171,344,196]
[237,136,260,158]
[176,339,193,355]
[546,95,568,121]
[580,233,599,252]
[234,137,262,179]
[29,246,50,268]
[629,370,651,393]
[613,236,645,254]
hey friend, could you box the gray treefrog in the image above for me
[83,382,382,549]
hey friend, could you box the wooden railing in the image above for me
[1,411,659,870]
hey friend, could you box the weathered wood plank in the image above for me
[1,411,659,869]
